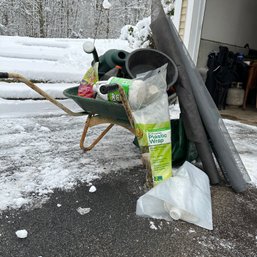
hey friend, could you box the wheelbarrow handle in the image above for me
[0,72,9,79]
[99,83,119,94]
[96,81,142,137]
[0,72,85,116]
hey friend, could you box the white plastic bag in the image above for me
[129,64,172,186]
[136,161,213,230]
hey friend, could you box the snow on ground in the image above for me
[223,119,257,184]
[0,36,256,213]
[0,100,141,211]
[0,82,76,99]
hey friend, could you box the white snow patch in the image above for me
[89,185,97,193]
[102,0,112,9]
[0,36,132,83]
[0,82,76,99]
[39,126,51,132]
[219,239,235,250]
[158,221,163,229]
[149,221,158,230]
[223,119,257,186]
[12,124,26,132]
[15,229,28,239]
[76,207,91,215]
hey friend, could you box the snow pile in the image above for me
[223,119,257,185]
[0,82,76,99]
[0,99,81,118]
[120,17,152,49]
[102,0,112,9]
[0,36,132,83]
[120,0,174,48]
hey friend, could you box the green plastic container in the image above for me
[98,49,129,78]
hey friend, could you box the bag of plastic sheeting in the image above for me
[129,64,172,187]
[136,161,213,230]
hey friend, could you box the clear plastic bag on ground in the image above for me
[136,161,213,230]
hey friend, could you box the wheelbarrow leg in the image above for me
[80,113,135,152]
[80,114,114,151]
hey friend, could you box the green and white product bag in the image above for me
[129,64,172,186]
[93,77,132,102]
[107,77,131,102]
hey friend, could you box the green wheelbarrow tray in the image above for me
[63,86,128,122]
[63,85,136,152]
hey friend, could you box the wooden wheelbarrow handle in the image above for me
[99,83,143,138]
[0,72,85,116]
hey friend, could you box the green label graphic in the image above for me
[107,77,131,102]
[147,129,171,145]
[135,121,172,186]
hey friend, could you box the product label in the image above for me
[135,122,172,186]
[149,144,172,184]
[147,129,171,146]
[107,77,131,102]
[147,128,172,185]
[135,122,170,147]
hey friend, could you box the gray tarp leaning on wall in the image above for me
[150,0,250,192]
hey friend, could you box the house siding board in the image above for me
[179,0,188,39]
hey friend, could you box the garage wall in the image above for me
[197,0,257,67]
[202,0,257,48]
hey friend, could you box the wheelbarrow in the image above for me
[0,71,196,168]
[0,48,196,187]
[0,72,139,153]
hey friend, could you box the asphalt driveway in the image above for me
[0,166,257,257]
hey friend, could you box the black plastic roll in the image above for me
[0,72,9,79]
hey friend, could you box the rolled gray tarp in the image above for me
[151,1,219,185]
[150,0,250,192]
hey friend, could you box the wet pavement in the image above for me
[0,167,257,257]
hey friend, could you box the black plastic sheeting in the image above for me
[150,0,250,192]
